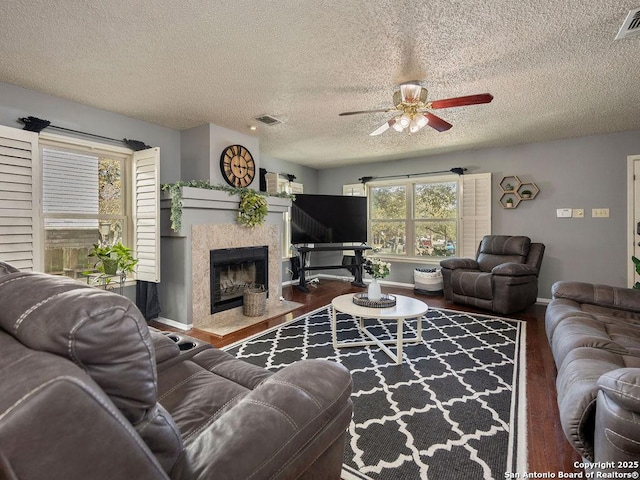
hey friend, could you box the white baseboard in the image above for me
[153,316,192,331]
[536,297,551,305]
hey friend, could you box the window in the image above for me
[368,173,491,259]
[414,181,458,257]
[0,125,160,281]
[370,185,407,255]
[42,146,127,277]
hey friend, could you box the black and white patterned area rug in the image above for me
[223,305,527,480]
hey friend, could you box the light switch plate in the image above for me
[592,208,610,218]
[556,208,572,218]
[572,209,584,218]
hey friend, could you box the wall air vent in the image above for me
[615,7,640,40]
[254,114,282,126]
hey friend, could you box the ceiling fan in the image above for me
[339,81,493,136]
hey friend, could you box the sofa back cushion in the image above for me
[476,235,531,272]
[0,270,182,473]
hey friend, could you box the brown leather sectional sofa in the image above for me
[0,262,353,479]
[546,281,640,471]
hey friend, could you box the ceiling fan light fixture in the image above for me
[392,118,405,132]
[399,112,411,128]
[409,116,424,133]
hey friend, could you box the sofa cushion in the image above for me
[166,351,353,480]
[451,271,493,300]
[0,270,182,473]
[546,297,640,368]
[476,235,530,272]
[552,281,640,314]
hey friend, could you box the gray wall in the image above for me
[317,130,640,298]
[0,82,181,184]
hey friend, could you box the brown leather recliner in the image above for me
[440,235,545,315]
[0,262,353,480]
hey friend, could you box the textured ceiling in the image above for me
[1,0,639,169]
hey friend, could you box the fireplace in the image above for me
[210,246,269,314]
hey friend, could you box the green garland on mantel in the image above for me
[161,180,294,232]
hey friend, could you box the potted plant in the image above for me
[505,183,514,191]
[506,198,514,208]
[88,242,138,276]
[521,190,532,199]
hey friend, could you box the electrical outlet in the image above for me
[592,208,610,218]
[572,209,584,218]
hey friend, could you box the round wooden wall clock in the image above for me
[220,144,256,188]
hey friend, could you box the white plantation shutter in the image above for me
[0,125,41,271]
[459,173,492,258]
[132,147,160,282]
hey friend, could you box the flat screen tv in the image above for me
[291,194,367,244]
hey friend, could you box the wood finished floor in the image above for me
[151,279,580,475]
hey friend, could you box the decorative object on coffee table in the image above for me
[352,292,396,308]
[364,257,391,301]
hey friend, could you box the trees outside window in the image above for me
[369,178,458,258]
[414,182,457,257]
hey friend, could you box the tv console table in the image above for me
[295,244,371,293]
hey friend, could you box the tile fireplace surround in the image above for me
[160,187,291,329]
[192,223,281,327]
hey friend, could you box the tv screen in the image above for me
[291,194,367,244]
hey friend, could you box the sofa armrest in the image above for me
[492,263,538,277]
[0,333,170,480]
[171,359,353,480]
[440,257,479,270]
[594,369,640,467]
[552,281,640,313]
[598,368,640,414]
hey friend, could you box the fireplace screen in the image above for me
[210,246,268,314]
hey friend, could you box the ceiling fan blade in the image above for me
[424,113,453,132]
[429,93,494,110]
[339,108,394,116]
[369,118,397,136]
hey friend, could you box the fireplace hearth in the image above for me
[210,246,268,314]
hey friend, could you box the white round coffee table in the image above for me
[331,294,428,364]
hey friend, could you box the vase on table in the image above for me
[368,278,382,301]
